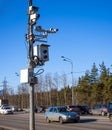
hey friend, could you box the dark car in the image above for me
[66,105,81,114]
[45,106,80,124]
[107,102,112,113]
[35,106,46,113]
[78,105,90,114]
[107,102,112,121]
[66,105,90,115]
[108,112,112,121]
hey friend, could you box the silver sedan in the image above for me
[45,106,80,124]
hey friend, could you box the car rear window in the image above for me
[58,107,67,112]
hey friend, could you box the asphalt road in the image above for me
[0,112,112,130]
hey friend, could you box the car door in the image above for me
[110,103,112,109]
[91,106,96,114]
[48,107,59,121]
[92,106,99,114]
[108,103,112,113]
[52,108,59,121]
[47,107,54,121]
[97,105,102,114]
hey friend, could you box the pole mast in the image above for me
[20,1,58,130]
[28,0,35,130]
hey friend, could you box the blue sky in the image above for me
[0,0,112,91]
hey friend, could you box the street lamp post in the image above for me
[61,56,74,105]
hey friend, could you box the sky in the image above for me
[0,0,112,92]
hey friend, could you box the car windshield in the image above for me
[58,107,67,112]
[3,106,11,109]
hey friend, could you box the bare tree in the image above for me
[61,73,68,105]
[52,73,60,106]
[35,75,44,106]
[17,84,29,109]
[45,73,52,106]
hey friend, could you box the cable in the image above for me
[34,69,44,76]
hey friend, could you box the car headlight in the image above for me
[67,115,71,118]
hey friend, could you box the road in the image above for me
[0,112,112,130]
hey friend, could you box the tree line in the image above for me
[1,61,112,109]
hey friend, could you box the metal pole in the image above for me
[71,62,74,105]
[28,0,35,130]
[61,56,74,105]
[66,60,74,105]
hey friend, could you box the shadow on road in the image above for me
[80,118,97,123]
[0,128,10,130]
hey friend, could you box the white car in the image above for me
[0,106,13,114]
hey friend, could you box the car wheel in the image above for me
[46,117,50,123]
[74,119,80,123]
[107,113,109,117]
[59,117,63,124]
[109,115,112,122]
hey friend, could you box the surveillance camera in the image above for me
[50,28,54,31]
[53,29,59,32]
[56,29,59,32]
[28,6,39,14]
[35,26,42,31]
[30,14,37,20]
[49,28,59,33]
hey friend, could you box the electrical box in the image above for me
[20,68,37,84]
[20,69,29,84]
[34,44,50,62]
